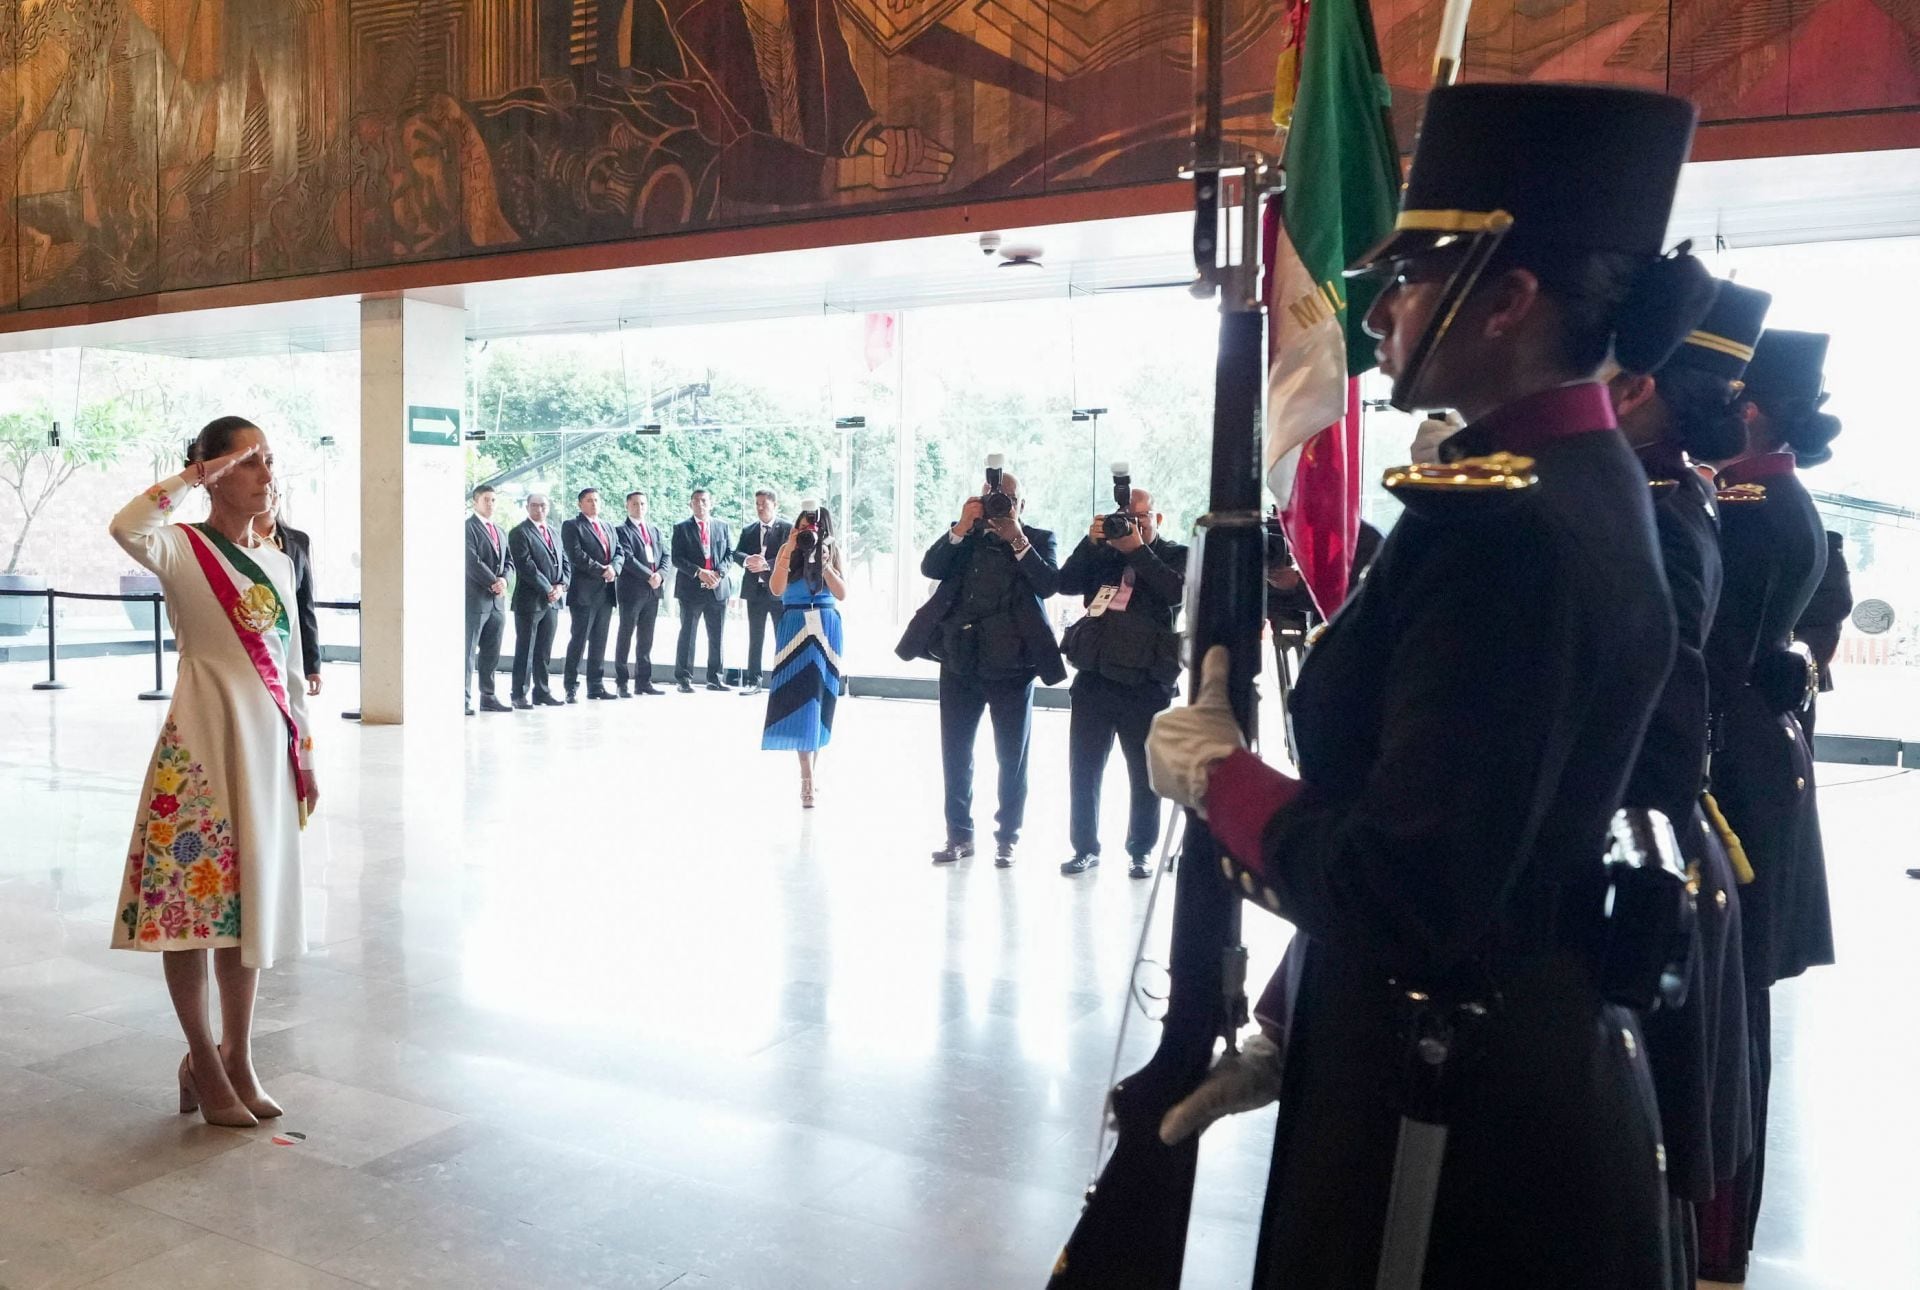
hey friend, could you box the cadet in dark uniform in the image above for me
[1696,329,1842,1283]
[1149,84,1716,1288]
[1793,530,1851,738]
[1608,279,1773,1284]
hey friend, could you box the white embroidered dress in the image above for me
[108,474,311,969]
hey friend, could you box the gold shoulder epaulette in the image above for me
[1382,452,1537,494]
[1716,483,1767,505]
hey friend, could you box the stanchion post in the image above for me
[138,593,169,700]
[32,589,65,691]
[342,601,362,721]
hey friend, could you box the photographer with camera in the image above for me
[897,457,1062,868]
[1057,467,1187,879]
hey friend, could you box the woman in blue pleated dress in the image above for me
[763,503,847,806]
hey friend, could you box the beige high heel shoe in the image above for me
[800,771,816,809]
[178,1055,259,1128]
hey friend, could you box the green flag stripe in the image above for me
[191,524,292,637]
[1280,0,1402,377]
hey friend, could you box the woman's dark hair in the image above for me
[1489,243,1716,377]
[1656,365,1750,462]
[185,415,259,467]
[1743,390,1842,467]
[788,505,835,591]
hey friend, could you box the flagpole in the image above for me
[1431,0,1473,86]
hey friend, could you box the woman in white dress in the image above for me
[109,416,318,1127]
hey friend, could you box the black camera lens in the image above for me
[1102,513,1133,539]
[796,528,818,553]
[983,491,1014,520]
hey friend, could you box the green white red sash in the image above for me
[181,524,313,827]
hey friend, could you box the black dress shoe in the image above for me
[616,687,630,699]
[586,689,616,701]
[535,694,565,708]
[739,682,763,696]
[479,696,512,713]
[639,684,665,696]
[565,691,579,704]
[1129,855,1153,881]
[931,840,975,865]
[512,698,533,711]
[1060,854,1099,876]
[676,680,695,694]
[994,841,1016,869]
[465,703,475,717]
[705,681,730,692]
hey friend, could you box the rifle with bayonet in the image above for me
[1043,0,1268,1282]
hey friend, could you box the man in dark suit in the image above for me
[508,493,570,708]
[614,489,669,697]
[562,487,624,701]
[256,488,321,697]
[671,488,735,692]
[896,468,1061,867]
[733,488,793,696]
[464,484,511,715]
[1057,487,1187,879]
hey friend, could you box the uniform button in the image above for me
[1796,777,1806,791]
[1622,1029,1637,1059]
[1716,889,1728,911]
[1655,1144,1667,1173]
[1786,726,1796,741]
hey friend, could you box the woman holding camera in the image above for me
[763,504,847,806]
[108,415,318,1128]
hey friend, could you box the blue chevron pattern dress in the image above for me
[761,581,843,751]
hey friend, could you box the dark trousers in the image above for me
[1697,988,1771,1282]
[464,595,505,701]
[564,596,614,693]
[938,668,1035,846]
[1068,673,1170,858]
[615,597,660,690]
[512,603,559,700]
[675,598,727,684]
[743,589,780,684]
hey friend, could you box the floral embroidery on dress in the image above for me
[119,721,240,947]
[144,483,172,511]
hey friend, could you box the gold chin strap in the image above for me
[1387,211,1517,413]
[1685,330,1756,362]
[1394,208,1515,234]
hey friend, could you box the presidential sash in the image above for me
[181,524,314,827]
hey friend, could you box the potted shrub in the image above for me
[120,569,168,635]
[1,401,126,636]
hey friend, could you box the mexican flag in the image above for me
[1265,0,1400,615]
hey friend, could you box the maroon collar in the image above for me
[1468,383,1618,456]
[1719,451,1797,485]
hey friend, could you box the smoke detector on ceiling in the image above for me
[997,243,1045,269]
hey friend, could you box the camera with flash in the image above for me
[982,454,1015,521]
[1101,462,1135,539]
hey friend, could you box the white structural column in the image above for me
[359,294,467,725]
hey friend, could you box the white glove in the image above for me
[1146,645,1246,815]
[1410,410,1465,465]
[1158,1030,1285,1145]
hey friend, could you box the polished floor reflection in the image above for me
[0,656,1911,1289]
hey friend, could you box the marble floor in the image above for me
[0,655,1912,1289]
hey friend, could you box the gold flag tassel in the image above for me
[1701,792,1753,885]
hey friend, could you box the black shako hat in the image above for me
[1743,329,1830,406]
[1663,280,1773,382]
[1350,83,1698,273]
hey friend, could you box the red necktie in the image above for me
[485,521,499,554]
[540,525,554,553]
[698,520,712,570]
[593,520,609,556]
